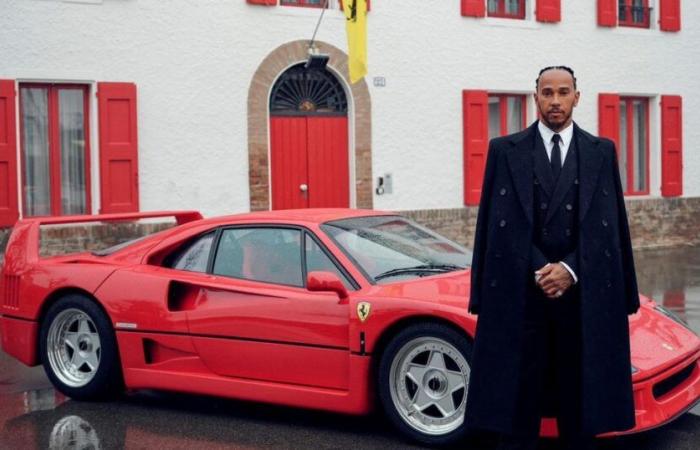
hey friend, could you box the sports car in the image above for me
[1,209,699,445]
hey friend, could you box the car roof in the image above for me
[197,208,398,226]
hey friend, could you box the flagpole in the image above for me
[308,0,330,51]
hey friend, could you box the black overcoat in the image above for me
[464,122,640,436]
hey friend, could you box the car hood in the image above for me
[372,269,471,310]
[629,299,700,378]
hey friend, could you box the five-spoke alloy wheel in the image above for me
[379,323,472,446]
[40,294,123,400]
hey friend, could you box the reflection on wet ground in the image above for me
[1,246,700,449]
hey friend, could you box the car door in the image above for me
[183,226,355,390]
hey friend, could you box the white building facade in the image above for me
[0,0,696,248]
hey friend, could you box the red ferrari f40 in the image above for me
[1,210,699,445]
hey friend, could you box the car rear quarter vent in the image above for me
[167,280,202,312]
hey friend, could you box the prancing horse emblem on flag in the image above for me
[357,302,371,322]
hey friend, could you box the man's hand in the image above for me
[535,263,574,299]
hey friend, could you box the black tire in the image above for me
[39,294,123,400]
[377,322,473,446]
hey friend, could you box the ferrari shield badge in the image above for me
[357,302,372,322]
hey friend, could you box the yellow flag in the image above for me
[342,0,368,84]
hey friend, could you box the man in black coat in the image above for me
[464,66,640,450]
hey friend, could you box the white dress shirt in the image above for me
[536,120,578,285]
[538,120,574,167]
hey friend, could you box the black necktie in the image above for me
[551,134,562,181]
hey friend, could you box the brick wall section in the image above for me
[0,222,175,265]
[247,40,373,211]
[1,197,699,263]
[402,197,700,251]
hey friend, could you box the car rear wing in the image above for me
[1,211,203,272]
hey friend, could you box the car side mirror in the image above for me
[307,271,349,301]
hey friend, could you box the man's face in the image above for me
[534,69,580,132]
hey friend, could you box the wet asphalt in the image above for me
[1,246,700,450]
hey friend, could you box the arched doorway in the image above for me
[269,63,350,210]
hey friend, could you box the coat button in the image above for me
[490,279,498,288]
[602,219,608,227]
[542,228,548,236]
[574,178,579,185]
[565,203,573,211]
[499,219,507,227]
[540,202,548,210]
[534,178,540,185]
[603,188,609,196]
[500,187,507,196]
[606,280,612,288]
[565,228,572,236]
[605,249,612,258]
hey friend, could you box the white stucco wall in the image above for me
[1,0,698,216]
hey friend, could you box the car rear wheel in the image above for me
[378,323,472,446]
[40,294,123,400]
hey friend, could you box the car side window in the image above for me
[213,228,303,287]
[167,231,215,273]
[305,234,354,289]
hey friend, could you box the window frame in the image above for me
[619,96,650,196]
[488,93,528,139]
[487,0,526,19]
[618,0,652,28]
[18,83,92,217]
[207,224,359,290]
[280,0,332,8]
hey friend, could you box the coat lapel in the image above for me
[576,124,605,224]
[544,136,578,225]
[505,123,537,225]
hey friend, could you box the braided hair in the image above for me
[536,66,577,90]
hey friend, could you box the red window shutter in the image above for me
[0,80,19,227]
[536,0,561,23]
[461,0,485,17]
[661,95,683,197]
[597,0,617,27]
[463,90,489,206]
[246,0,276,6]
[97,82,139,213]
[598,93,621,154]
[659,0,681,32]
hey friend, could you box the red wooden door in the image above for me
[270,116,349,210]
[270,116,309,209]
[307,117,349,208]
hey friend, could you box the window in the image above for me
[618,0,651,28]
[304,233,353,288]
[322,216,470,284]
[487,0,525,19]
[213,228,303,287]
[166,232,216,272]
[619,97,649,195]
[488,94,527,139]
[19,84,91,216]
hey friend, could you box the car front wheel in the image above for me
[378,323,472,446]
[40,294,123,400]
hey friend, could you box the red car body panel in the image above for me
[1,209,699,437]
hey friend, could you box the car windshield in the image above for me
[321,216,471,284]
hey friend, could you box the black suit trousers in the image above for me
[508,281,588,442]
